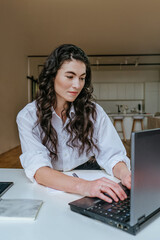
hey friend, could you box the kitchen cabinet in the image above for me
[92,83,100,99]
[134,83,144,99]
[99,83,117,99]
[98,83,109,99]
[125,83,135,99]
[145,82,159,114]
[117,83,126,99]
[93,83,144,100]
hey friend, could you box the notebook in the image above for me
[0,199,43,221]
[69,128,160,235]
[0,181,43,221]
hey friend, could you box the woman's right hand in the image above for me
[81,177,127,203]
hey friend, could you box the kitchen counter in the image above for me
[148,116,160,129]
[108,112,154,117]
[107,112,154,140]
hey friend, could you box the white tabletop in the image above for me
[0,169,159,240]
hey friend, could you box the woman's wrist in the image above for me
[113,162,131,189]
[113,161,129,180]
[120,166,130,181]
[74,177,89,196]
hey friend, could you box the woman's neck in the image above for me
[54,102,68,122]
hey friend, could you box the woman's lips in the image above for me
[68,91,78,96]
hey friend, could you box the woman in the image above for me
[17,44,131,203]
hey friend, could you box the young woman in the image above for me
[17,44,131,203]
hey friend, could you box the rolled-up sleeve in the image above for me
[94,106,130,176]
[16,109,52,182]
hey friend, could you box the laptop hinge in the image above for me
[138,215,146,224]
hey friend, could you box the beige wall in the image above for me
[1,0,160,154]
[0,1,29,154]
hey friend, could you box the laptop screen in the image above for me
[130,129,160,226]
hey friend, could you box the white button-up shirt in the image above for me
[16,101,130,182]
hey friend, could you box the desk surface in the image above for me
[0,169,159,240]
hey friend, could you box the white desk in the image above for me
[0,169,159,240]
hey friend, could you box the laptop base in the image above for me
[69,196,160,235]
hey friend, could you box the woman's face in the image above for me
[54,59,86,106]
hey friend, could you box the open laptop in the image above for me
[69,129,160,235]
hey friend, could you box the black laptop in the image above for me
[69,129,160,235]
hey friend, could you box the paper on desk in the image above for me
[70,170,108,181]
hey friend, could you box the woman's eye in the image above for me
[80,77,85,81]
[66,76,73,79]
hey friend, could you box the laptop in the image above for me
[0,182,14,197]
[69,129,160,235]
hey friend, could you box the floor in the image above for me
[0,140,131,169]
[123,140,131,159]
[0,146,22,168]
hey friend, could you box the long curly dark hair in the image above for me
[35,44,98,160]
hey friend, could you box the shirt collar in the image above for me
[69,104,75,118]
[51,106,56,115]
[51,104,75,118]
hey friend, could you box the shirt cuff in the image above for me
[103,155,131,177]
[20,151,53,183]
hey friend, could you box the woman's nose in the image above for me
[72,78,80,88]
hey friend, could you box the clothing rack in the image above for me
[27,76,38,101]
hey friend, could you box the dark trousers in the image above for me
[74,159,101,170]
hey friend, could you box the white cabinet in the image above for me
[117,83,126,99]
[145,82,159,114]
[125,83,135,99]
[99,83,117,99]
[92,83,100,99]
[99,83,109,99]
[93,83,144,100]
[109,83,117,99]
[125,83,144,100]
[134,83,144,99]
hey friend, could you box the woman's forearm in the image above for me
[34,165,130,201]
[34,166,87,195]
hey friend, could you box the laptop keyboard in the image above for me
[86,196,130,223]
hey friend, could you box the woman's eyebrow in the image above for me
[65,71,86,76]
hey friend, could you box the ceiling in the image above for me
[3,0,160,70]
